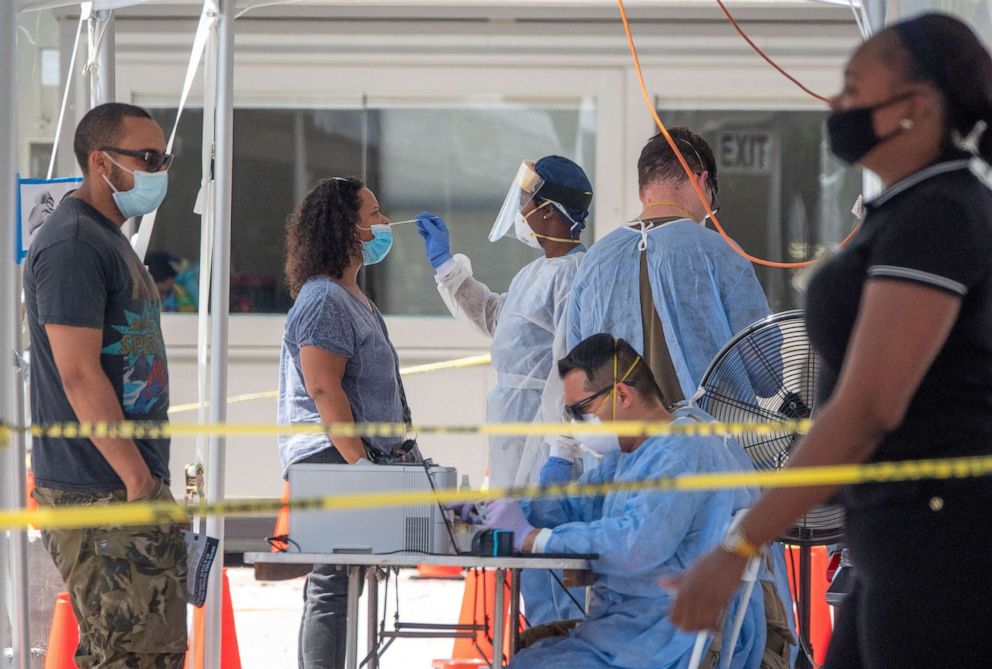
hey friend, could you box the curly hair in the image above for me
[285,177,364,297]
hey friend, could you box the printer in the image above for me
[287,461,457,555]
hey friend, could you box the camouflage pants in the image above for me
[33,479,189,669]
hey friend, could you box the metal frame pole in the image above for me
[366,569,379,669]
[203,0,234,666]
[864,0,886,34]
[861,0,886,201]
[87,9,115,107]
[345,566,361,669]
[1,4,30,666]
[493,570,506,668]
[796,545,813,669]
[0,2,15,661]
[508,569,520,659]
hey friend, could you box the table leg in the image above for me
[508,568,521,659]
[493,569,506,668]
[345,566,361,669]
[367,569,379,669]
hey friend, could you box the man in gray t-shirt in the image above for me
[23,102,187,667]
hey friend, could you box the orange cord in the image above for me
[714,0,831,104]
[617,0,860,269]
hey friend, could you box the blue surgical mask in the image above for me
[361,224,393,265]
[102,152,169,219]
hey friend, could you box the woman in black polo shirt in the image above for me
[668,13,992,667]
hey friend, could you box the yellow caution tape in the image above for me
[167,353,492,415]
[2,418,810,441]
[2,453,991,531]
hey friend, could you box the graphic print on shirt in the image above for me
[101,251,169,417]
[102,301,168,415]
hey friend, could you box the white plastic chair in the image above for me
[687,552,763,669]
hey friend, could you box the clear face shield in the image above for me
[489,161,545,243]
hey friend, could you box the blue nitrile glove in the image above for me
[443,501,479,523]
[540,456,574,487]
[415,211,452,270]
[481,499,535,551]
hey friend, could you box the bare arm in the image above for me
[299,345,366,464]
[669,279,961,631]
[46,324,156,501]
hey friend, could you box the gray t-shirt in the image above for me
[278,277,405,475]
[23,197,171,491]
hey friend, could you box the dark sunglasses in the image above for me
[101,146,174,173]
[563,384,615,422]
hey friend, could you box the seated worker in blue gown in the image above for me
[479,334,794,669]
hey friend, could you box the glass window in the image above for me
[657,109,862,311]
[147,99,595,314]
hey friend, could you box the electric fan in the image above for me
[694,309,845,669]
[694,309,845,545]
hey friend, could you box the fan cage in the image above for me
[696,310,845,546]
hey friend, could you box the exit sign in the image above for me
[717,132,775,174]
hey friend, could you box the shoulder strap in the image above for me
[639,251,685,405]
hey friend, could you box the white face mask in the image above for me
[573,414,621,456]
[514,211,543,249]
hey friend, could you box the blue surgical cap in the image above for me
[534,155,593,238]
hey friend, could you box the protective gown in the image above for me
[515,407,766,669]
[434,247,586,623]
[435,248,584,488]
[567,219,772,400]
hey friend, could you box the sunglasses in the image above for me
[562,354,643,423]
[563,384,615,423]
[101,146,174,173]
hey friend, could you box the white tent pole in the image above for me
[863,0,886,33]
[87,9,115,108]
[860,0,885,201]
[0,0,14,656]
[195,4,219,515]
[204,0,233,666]
[0,2,28,666]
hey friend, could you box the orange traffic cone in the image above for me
[432,660,489,669]
[416,564,464,579]
[44,592,79,669]
[451,570,522,662]
[255,481,310,580]
[786,546,833,665]
[185,568,242,669]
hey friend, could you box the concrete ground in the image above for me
[8,541,469,668]
[228,566,470,669]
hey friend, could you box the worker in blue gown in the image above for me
[415,156,592,624]
[566,127,773,403]
[478,334,785,669]
[559,129,797,658]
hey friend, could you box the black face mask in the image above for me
[826,93,915,165]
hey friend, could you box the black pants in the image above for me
[824,484,992,668]
[296,448,365,669]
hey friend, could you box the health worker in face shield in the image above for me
[477,334,780,669]
[567,128,772,405]
[415,155,592,624]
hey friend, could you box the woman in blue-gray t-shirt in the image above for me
[278,176,409,669]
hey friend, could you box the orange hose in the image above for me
[616,0,859,269]
[714,0,830,103]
